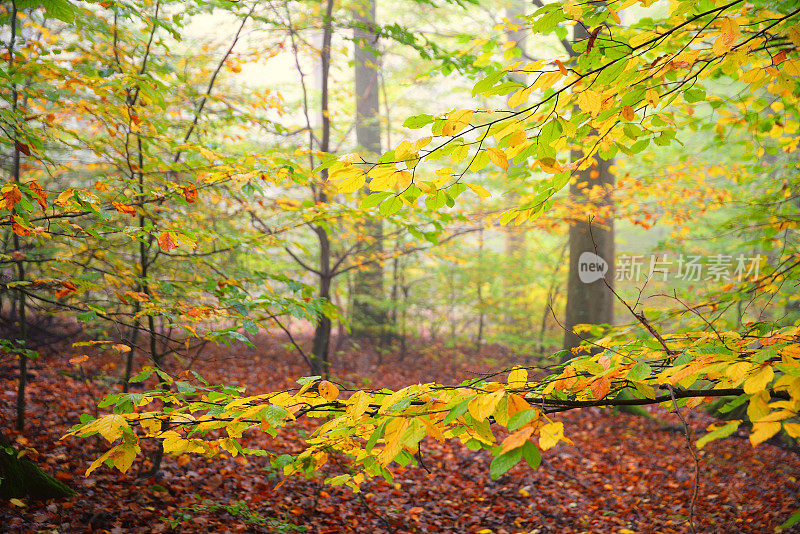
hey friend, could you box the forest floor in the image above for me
[1,332,800,534]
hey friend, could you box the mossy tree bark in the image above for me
[0,431,75,501]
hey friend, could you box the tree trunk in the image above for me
[311,228,332,377]
[0,430,74,501]
[562,132,615,351]
[351,0,386,341]
[7,2,28,431]
[309,0,335,377]
[502,1,529,335]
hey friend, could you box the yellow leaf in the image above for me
[508,86,533,108]
[725,361,752,385]
[396,170,413,189]
[645,89,660,107]
[789,26,800,47]
[378,417,410,465]
[743,365,774,395]
[346,390,370,420]
[466,183,491,198]
[508,367,528,389]
[419,416,445,442]
[539,421,564,451]
[95,414,128,443]
[55,188,75,207]
[85,447,115,476]
[111,443,138,473]
[394,140,414,161]
[531,70,562,92]
[162,431,190,454]
[486,147,509,170]
[784,422,800,438]
[9,498,25,507]
[500,427,535,454]
[507,394,531,416]
[468,390,505,421]
[629,30,657,49]
[713,17,740,55]
[578,89,602,116]
[219,437,239,457]
[368,166,397,191]
[333,166,366,194]
[318,380,340,401]
[750,421,781,446]
[442,109,473,136]
[783,58,800,77]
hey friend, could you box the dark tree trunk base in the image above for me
[0,442,75,501]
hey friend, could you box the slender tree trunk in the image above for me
[351,0,386,341]
[562,24,615,353]
[311,229,332,377]
[310,0,335,377]
[502,2,529,336]
[7,2,28,432]
[474,227,485,355]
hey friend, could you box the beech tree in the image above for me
[4,0,800,529]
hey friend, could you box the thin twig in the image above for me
[667,384,700,534]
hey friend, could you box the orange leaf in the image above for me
[590,375,611,399]
[318,380,339,401]
[69,355,88,365]
[486,147,509,170]
[500,427,535,454]
[2,185,21,211]
[112,201,137,216]
[555,59,568,76]
[124,291,150,302]
[157,231,178,252]
[621,106,635,121]
[506,393,530,417]
[29,182,46,210]
[181,184,198,203]
[14,140,31,156]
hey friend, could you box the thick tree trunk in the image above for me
[562,157,615,351]
[0,431,74,501]
[562,23,616,354]
[351,0,386,341]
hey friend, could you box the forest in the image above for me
[1,0,800,532]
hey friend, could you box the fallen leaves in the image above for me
[3,335,800,534]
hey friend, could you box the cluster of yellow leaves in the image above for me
[69,321,800,487]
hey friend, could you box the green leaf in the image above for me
[402,114,435,129]
[627,361,652,382]
[262,405,289,427]
[684,87,706,103]
[780,508,800,529]
[379,196,403,215]
[129,367,154,383]
[508,409,539,431]
[489,447,523,480]
[521,440,541,469]
[362,191,392,209]
[696,420,741,449]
